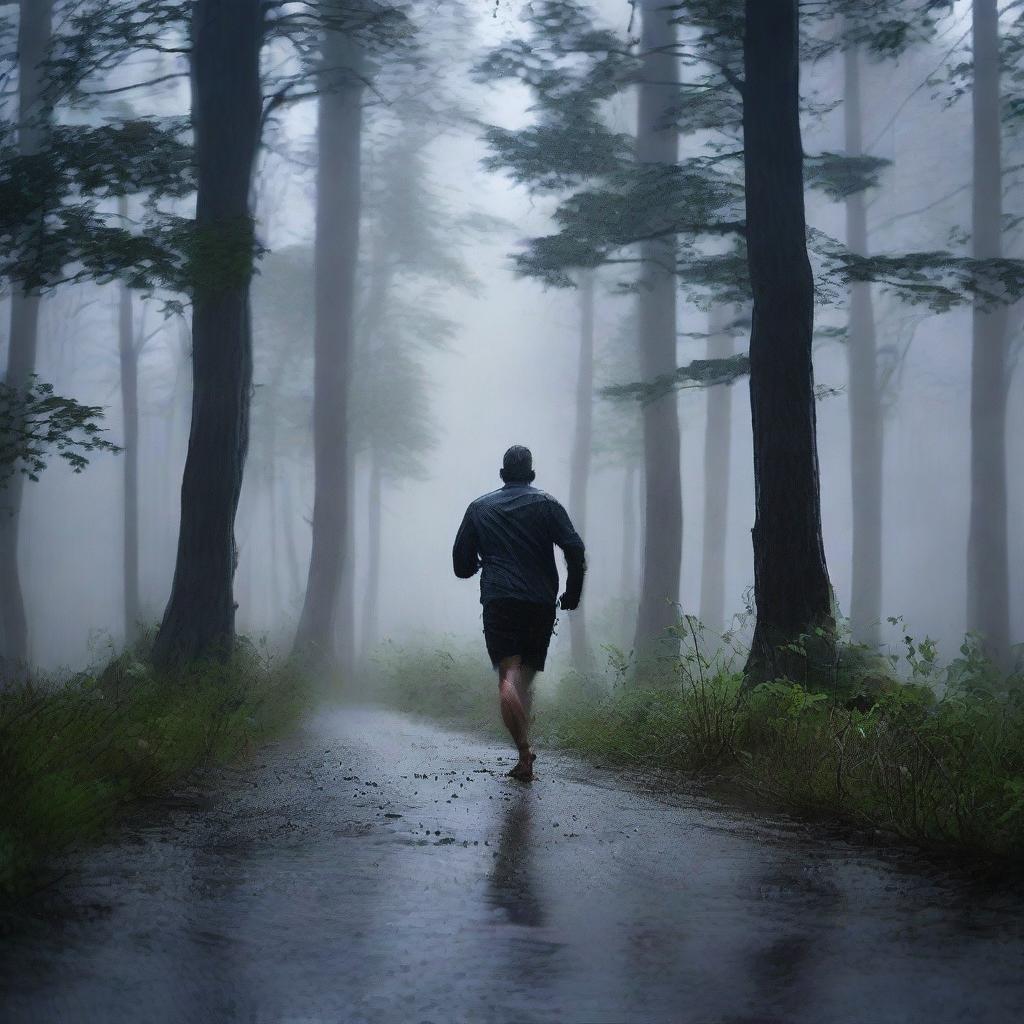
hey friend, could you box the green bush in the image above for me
[369,626,1024,864]
[0,640,308,899]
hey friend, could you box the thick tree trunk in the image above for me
[967,0,1011,664]
[335,480,357,673]
[698,307,733,635]
[844,41,883,650]
[163,319,191,579]
[621,463,638,599]
[633,0,683,658]
[293,29,364,666]
[152,0,263,668]
[618,463,640,642]
[280,469,301,606]
[118,203,140,643]
[347,249,392,666]
[360,452,382,656]
[0,0,53,670]
[269,479,282,624]
[742,0,836,685]
[569,271,595,666]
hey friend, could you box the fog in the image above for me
[4,0,1021,674]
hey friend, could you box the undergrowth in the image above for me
[369,624,1024,865]
[0,636,309,900]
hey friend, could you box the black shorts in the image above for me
[482,598,557,672]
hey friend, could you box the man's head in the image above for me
[500,444,535,484]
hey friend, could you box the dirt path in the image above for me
[2,707,1022,1023]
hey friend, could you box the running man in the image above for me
[452,445,586,780]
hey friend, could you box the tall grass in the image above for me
[0,638,309,899]
[369,625,1024,864]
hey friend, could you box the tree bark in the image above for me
[118,197,140,644]
[844,40,883,650]
[967,0,1011,665]
[742,0,836,685]
[335,479,357,673]
[0,0,53,670]
[152,0,263,667]
[633,0,683,658]
[280,469,301,606]
[360,451,382,656]
[293,28,364,666]
[569,270,595,666]
[698,307,733,636]
[621,463,638,600]
[268,463,282,625]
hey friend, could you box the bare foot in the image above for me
[507,748,536,781]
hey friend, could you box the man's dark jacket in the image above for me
[452,483,585,607]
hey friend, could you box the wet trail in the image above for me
[2,707,1023,1024]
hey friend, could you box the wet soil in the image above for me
[1,707,1022,1024]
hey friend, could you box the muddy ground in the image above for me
[2,707,1022,1023]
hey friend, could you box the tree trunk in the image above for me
[742,0,836,685]
[269,477,282,625]
[698,307,733,635]
[618,462,634,638]
[346,245,392,666]
[844,40,883,650]
[261,400,282,624]
[621,463,638,600]
[967,0,1011,665]
[633,0,683,658]
[569,270,595,666]
[152,0,263,667]
[0,0,53,670]
[335,478,357,674]
[360,451,382,656]
[293,28,364,666]
[281,469,301,607]
[118,198,140,644]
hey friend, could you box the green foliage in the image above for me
[1005,11,1024,129]
[0,0,412,297]
[804,152,893,201]
[0,116,194,292]
[372,626,1024,865]
[510,159,744,287]
[481,121,631,193]
[47,0,412,106]
[476,0,1024,402]
[801,0,955,61]
[819,238,1024,313]
[185,217,263,295]
[0,377,121,485]
[473,1,634,113]
[0,638,309,900]
[601,353,750,403]
[366,638,499,735]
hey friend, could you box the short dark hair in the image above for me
[500,444,535,483]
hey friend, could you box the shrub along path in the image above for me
[2,707,1022,1023]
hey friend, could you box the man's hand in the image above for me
[559,592,579,611]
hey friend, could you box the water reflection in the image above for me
[742,853,844,1021]
[488,790,544,928]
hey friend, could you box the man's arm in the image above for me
[452,508,480,579]
[548,500,586,610]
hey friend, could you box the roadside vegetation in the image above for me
[0,636,309,902]
[368,621,1024,867]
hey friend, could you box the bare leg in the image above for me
[497,655,537,779]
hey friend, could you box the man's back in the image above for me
[452,446,586,779]
[453,483,584,607]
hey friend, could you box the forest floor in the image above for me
[2,706,1023,1024]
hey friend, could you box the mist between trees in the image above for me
[0,0,1022,694]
